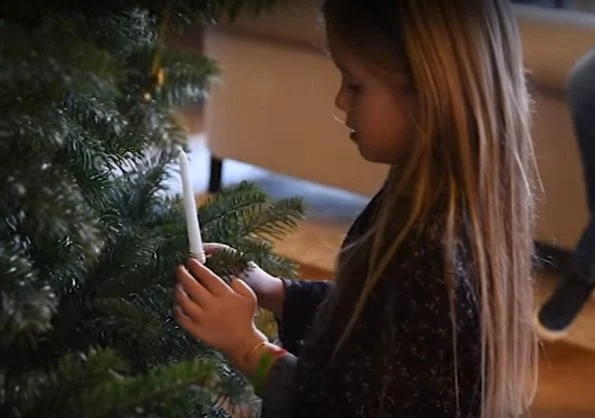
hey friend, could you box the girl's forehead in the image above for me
[326,27,411,88]
[326,35,359,70]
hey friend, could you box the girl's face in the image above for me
[327,35,419,164]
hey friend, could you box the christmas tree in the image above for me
[0,1,303,417]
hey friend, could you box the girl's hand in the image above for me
[203,243,286,317]
[174,258,267,364]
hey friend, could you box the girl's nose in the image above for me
[334,87,349,114]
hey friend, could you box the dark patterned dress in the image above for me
[260,189,482,418]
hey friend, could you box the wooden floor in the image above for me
[534,342,595,418]
[297,263,595,418]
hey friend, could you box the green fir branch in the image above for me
[0,242,58,346]
[247,197,305,241]
[202,196,304,244]
[63,91,126,142]
[156,52,220,107]
[1,164,105,264]
[0,18,119,105]
[89,297,163,347]
[0,109,70,158]
[41,236,96,296]
[198,181,270,226]
[9,348,129,418]
[1,0,302,416]
[204,249,252,282]
[0,0,298,30]
[54,127,113,211]
[91,232,162,298]
[74,358,217,418]
[8,348,220,418]
[235,238,299,279]
[133,389,226,418]
[89,10,159,58]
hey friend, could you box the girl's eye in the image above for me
[347,83,360,92]
[344,80,361,93]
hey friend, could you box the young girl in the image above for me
[173,1,539,417]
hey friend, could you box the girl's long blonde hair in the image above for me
[322,1,538,417]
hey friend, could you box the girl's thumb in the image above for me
[230,277,256,299]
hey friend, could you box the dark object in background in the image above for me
[511,0,566,9]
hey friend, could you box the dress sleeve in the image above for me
[258,280,334,417]
[276,278,333,355]
[259,353,298,418]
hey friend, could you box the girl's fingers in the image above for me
[173,285,203,321]
[186,258,229,296]
[230,277,255,299]
[176,265,211,303]
[174,306,201,336]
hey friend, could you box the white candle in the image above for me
[176,146,206,263]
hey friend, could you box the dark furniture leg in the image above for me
[533,240,574,276]
[208,155,223,193]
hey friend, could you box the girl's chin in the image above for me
[356,144,397,165]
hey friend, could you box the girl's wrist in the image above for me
[225,328,268,368]
[249,342,288,395]
[226,330,288,394]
